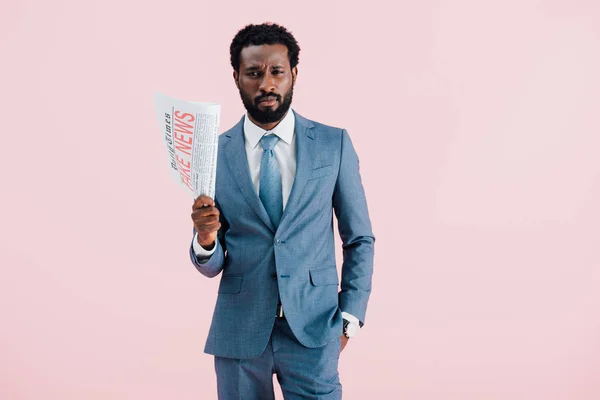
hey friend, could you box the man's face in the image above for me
[234,44,297,124]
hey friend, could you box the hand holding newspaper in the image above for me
[153,93,220,198]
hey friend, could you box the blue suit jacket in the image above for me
[189,111,375,359]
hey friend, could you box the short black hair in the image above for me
[230,23,300,72]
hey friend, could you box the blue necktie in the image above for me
[259,134,283,227]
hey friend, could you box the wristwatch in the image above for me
[343,318,360,338]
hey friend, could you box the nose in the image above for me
[258,70,276,93]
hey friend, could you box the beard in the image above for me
[239,84,294,124]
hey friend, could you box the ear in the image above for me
[233,70,239,89]
[292,66,298,85]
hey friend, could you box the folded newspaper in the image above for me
[154,93,220,198]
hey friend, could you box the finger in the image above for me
[191,210,220,224]
[191,203,220,215]
[193,195,215,208]
[196,222,221,233]
[192,214,220,225]
[192,200,214,210]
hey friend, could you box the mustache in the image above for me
[255,93,282,104]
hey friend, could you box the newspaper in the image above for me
[153,92,220,198]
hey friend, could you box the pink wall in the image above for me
[1,0,599,399]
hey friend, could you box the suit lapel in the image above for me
[222,117,276,232]
[277,112,316,232]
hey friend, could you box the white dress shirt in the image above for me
[192,110,360,328]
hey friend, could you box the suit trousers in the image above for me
[214,317,342,400]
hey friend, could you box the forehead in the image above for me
[239,44,290,68]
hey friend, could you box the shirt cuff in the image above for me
[192,233,217,257]
[341,311,362,328]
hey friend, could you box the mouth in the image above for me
[257,96,279,107]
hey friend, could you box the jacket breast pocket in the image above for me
[307,165,334,181]
[309,266,339,286]
[218,274,243,294]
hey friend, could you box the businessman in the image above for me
[189,23,375,400]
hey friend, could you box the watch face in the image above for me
[346,322,359,338]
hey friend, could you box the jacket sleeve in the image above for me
[333,129,375,323]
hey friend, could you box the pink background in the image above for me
[1,0,599,399]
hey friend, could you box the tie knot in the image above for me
[260,134,279,151]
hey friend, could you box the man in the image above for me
[189,23,374,400]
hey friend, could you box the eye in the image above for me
[247,71,259,77]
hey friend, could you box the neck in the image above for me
[248,110,289,132]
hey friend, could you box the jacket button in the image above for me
[274,238,281,246]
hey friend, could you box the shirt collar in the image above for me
[243,109,296,149]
